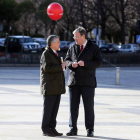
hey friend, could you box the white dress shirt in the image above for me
[81,40,87,50]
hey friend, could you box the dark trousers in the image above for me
[69,86,95,131]
[41,95,61,133]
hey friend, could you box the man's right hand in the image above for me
[72,62,78,68]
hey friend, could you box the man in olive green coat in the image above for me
[40,35,66,137]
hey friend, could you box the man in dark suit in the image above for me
[40,35,66,137]
[65,27,102,137]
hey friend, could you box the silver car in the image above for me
[119,44,140,53]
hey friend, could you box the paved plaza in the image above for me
[0,67,140,140]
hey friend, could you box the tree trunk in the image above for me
[45,25,48,38]
[111,35,114,43]
[80,0,86,28]
[50,21,56,34]
[66,22,70,40]
[121,26,125,44]
[101,21,106,40]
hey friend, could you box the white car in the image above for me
[32,38,46,51]
[119,44,140,53]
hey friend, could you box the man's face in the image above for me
[73,32,85,45]
[51,38,60,51]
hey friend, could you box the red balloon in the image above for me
[47,2,63,21]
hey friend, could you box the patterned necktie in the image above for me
[80,45,83,52]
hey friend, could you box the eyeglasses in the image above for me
[73,35,83,39]
[73,36,79,39]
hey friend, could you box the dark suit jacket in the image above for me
[40,47,66,96]
[65,39,102,87]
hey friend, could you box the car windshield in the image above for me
[18,38,34,43]
[100,45,107,47]
[133,44,140,49]
[40,41,46,45]
[0,39,5,41]
[107,45,112,48]
[0,39,5,43]
[121,45,131,49]
[103,44,112,48]
[60,41,66,45]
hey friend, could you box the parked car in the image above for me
[91,39,106,47]
[119,44,140,53]
[59,41,71,52]
[0,38,5,47]
[32,38,46,51]
[0,38,6,52]
[68,41,75,48]
[100,43,120,53]
[4,36,41,53]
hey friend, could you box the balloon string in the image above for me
[56,21,73,37]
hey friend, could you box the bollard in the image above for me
[116,67,120,85]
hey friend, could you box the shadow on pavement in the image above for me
[55,135,131,140]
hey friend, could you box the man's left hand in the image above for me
[78,60,84,66]
[62,62,66,69]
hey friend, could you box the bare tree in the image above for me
[16,0,36,35]
[58,0,78,40]
[104,0,136,44]
[86,0,111,40]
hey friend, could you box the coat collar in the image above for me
[74,39,92,57]
[74,44,80,57]
[46,47,61,63]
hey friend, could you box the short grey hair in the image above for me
[47,35,59,47]
[73,26,86,37]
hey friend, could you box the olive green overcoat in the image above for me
[40,48,65,96]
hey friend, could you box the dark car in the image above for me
[5,36,41,53]
[59,41,71,52]
[100,43,120,53]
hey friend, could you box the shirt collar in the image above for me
[82,40,87,49]
[51,49,56,53]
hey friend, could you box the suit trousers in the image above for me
[69,86,95,131]
[41,95,61,133]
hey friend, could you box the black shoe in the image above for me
[43,131,55,137]
[66,128,77,136]
[51,128,63,136]
[87,129,94,137]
